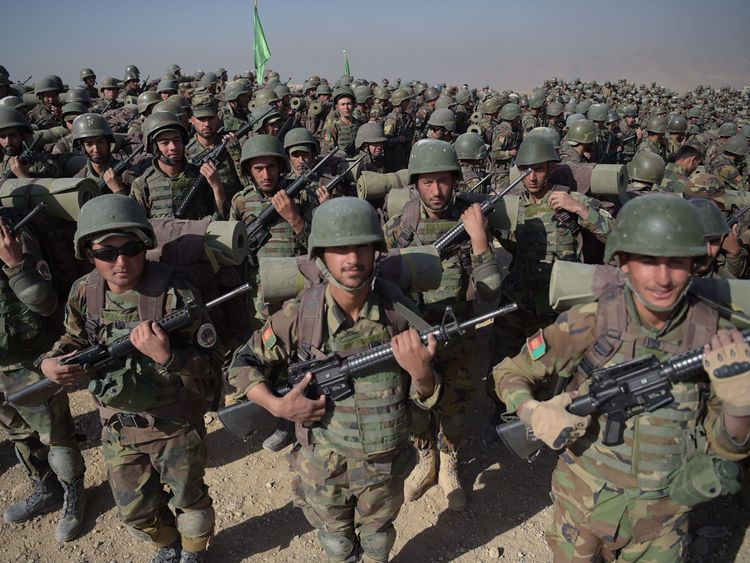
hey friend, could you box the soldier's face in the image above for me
[522,162,552,195]
[417,171,454,211]
[249,156,281,192]
[83,77,96,88]
[620,254,692,313]
[154,131,184,163]
[263,120,281,137]
[367,143,384,158]
[102,88,119,100]
[192,115,220,139]
[625,116,635,126]
[337,98,354,118]
[289,150,314,175]
[318,94,331,103]
[42,92,60,108]
[83,136,110,163]
[0,127,23,155]
[89,235,146,294]
[321,244,375,289]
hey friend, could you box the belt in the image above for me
[114,413,150,428]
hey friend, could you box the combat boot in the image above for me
[262,419,294,452]
[3,476,62,523]
[180,550,206,563]
[151,540,182,563]
[438,450,466,511]
[404,446,437,502]
[56,478,86,541]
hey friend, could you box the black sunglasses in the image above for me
[89,241,145,262]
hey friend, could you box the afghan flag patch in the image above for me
[526,330,546,360]
[262,325,277,349]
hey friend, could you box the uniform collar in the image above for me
[324,285,381,335]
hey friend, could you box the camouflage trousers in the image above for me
[0,361,80,480]
[101,421,214,552]
[288,442,413,562]
[547,461,687,562]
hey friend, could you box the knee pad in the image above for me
[176,503,215,539]
[47,445,85,481]
[360,526,397,562]
[317,530,357,562]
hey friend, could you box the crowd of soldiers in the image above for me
[0,61,749,563]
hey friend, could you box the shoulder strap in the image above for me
[296,283,327,360]
[135,262,174,322]
[684,293,720,349]
[393,195,423,248]
[374,277,430,333]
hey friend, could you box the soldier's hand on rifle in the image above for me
[271,191,305,233]
[103,167,125,194]
[549,192,587,218]
[703,329,750,417]
[509,149,518,157]
[635,127,643,140]
[41,353,86,385]
[392,329,437,397]
[130,321,171,365]
[0,219,23,267]
[722,225,741,257]
[275,373,326,424]
[316,184,331,204]
[200,161,222,192]
[461,203,489,254]
[519,393,590,450]
[9,156,30,178]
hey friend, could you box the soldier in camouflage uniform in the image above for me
[0,108,60,178]
[321,86,361,156]
[492,195,750,562]
[413,86,440,141]
[79,68,98,100]
[352,84,374,125]
[636,116,668,159]
[454,132,489,193]
[559,119,596,164]
[351,122,390,178]
[658,144,702,193]
[618,105,640,163]
[131,111,228,220]
[48,101,87,156]
[384,139,503,511]
[487,137,613,414]
[704,122,737,167]
[665,115,688,162]
[688,196,747,279]
[125,91,161,147]
[489,102,523,189]
[185,95,243,202]
[522,90,546,134]
[383,88,416,170]
[476,96,502,145]
[27,76,63,129]
[706,134,747,191]
[424,108,456,143]
[220,80,252,133]
[42,195,222,563]
[625,151,666,196]
[227,197,441,563]
[283,127,334,202]
[0,206,87,542]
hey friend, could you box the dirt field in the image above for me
[1,386,748,563]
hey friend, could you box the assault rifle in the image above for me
[140,75,151,91]
[219,302,519,441]
[7,282,253,407]
[432,169,532,258]
[174,106,274,219]
[1,202,46,236]
[494,332,749,462]
[2,135,42,180]
[727,203,750,229]
[96,144,144,194]
[245,147,339,265]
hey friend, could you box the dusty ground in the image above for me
[0,386,748,563]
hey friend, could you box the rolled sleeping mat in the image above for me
[205,220,248,265]
[357,168,410,200]
[510,163,627,197]
[385,188,413,221]
[0,177,98,221]
[36,126,69,145]
[486,194,521,234]
[148,218,248,267]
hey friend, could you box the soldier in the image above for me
[424,108,456,143]
[283,127,332,202]
[249,104,283,138]
[383,88,416,170]
[371,85,391,123]
[626,150,666,196]
[125,91,161,146]
[185,95,243,202]
[227,197,441,563]
[0,108,59,178]
[706,135,747,191]
[321,86,360,155]
[48,102,88,156]
[71,113,143,194]
[487,137,613,419]
[545,101,566,138]
[157,80,178,101]
[618,105,640,163]
[41,195,221,563]
[658,144,702,193]
[489,102,523,188]
[704,122,737,167]
[28,76,63,129]
[476,96,502,145]
[353,84,374,124]
[0,205,86,542]
[522,90,546,134]
[491,195,750,561]
[688,195,747,279]
[221,80,252,133]
[91,76,123,114]
[454,132,489,193]
[352,122,389,177]
[385,139,503,511]
[414,86,440,141]
[79,68,98,100]
[666,115,688,162]
[131,112,227,220]
[636,116,668,159]
[560,119,597,164]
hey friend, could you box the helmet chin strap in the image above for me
[625,277,692,314]
[158,153,177,165]
[315,257,376,293]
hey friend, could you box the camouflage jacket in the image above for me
[706,156,746,191]
[490,122,521,164]
[658,162,693,194]
[637,137,666,159]
[185,134,243,202]
[27,104,62,129]
[559,143,587,164]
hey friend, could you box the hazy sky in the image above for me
[2,0,749,92]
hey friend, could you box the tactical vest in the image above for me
[140,163,206,219]
[334,121,359,152]
[186,137,242,200]
[295,280,413,460]
[238,187,298,259]
[571,283,718,494]
[83,263,183,413]
[0,274,45,363]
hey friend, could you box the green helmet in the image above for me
[97,76,120,92]
[604,194,707,263]
[686,106,702,119]
[283,127,318,154]
[407,139,462,184]
[250,104,281,132]
[308,197,386,259]
[63,87,91,105]
[254,88,281,107]
[0,96,25,111]
[355,122,387,149]
[515,136,560,167]
[373,86,390,101]
[125,65,140,77]
[587,103,610,122]
[61,102,88,118]
[224,80,251,102]
[167,64,181,75]
[434,96,455,110]
[423,87,440,103]
[354,85,373,105]
[79,68,96,81]
[426,108,456,132]
[333,86,355,104]
[156,79,178,95]
[390,88,413,107]
[644,116,668,134]
[741,124,750,141]
[455,88,471,105]
[627,151,666,185]
[528,90,547,109]
[273,84,290,99]
[0,107,32,134]
[307,74,322,87]
[123,70,139,83]
[316,83,332,96]
[723,135,749,157]
[500,102,521,121]
[622,105,638,117]
[546,101,564,117]
[73,194,155,260]
[718,122,738,137]
[527,127,561,150]
[240,134,289,172]
[480,97,502,115]
[567,119,597,144]
[137,91,160,115]
[454,132,487,161]
[577,99,592,114]
[689,199,730,238]
[606,110,621,125]
[142,111,188,153]
[34,76,62,96]
[667,115,688,134]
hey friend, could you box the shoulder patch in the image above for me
[262,324,277,349]
[526,330,546,360]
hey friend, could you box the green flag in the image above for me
[253,0,271,85]
[343,49,350,76]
